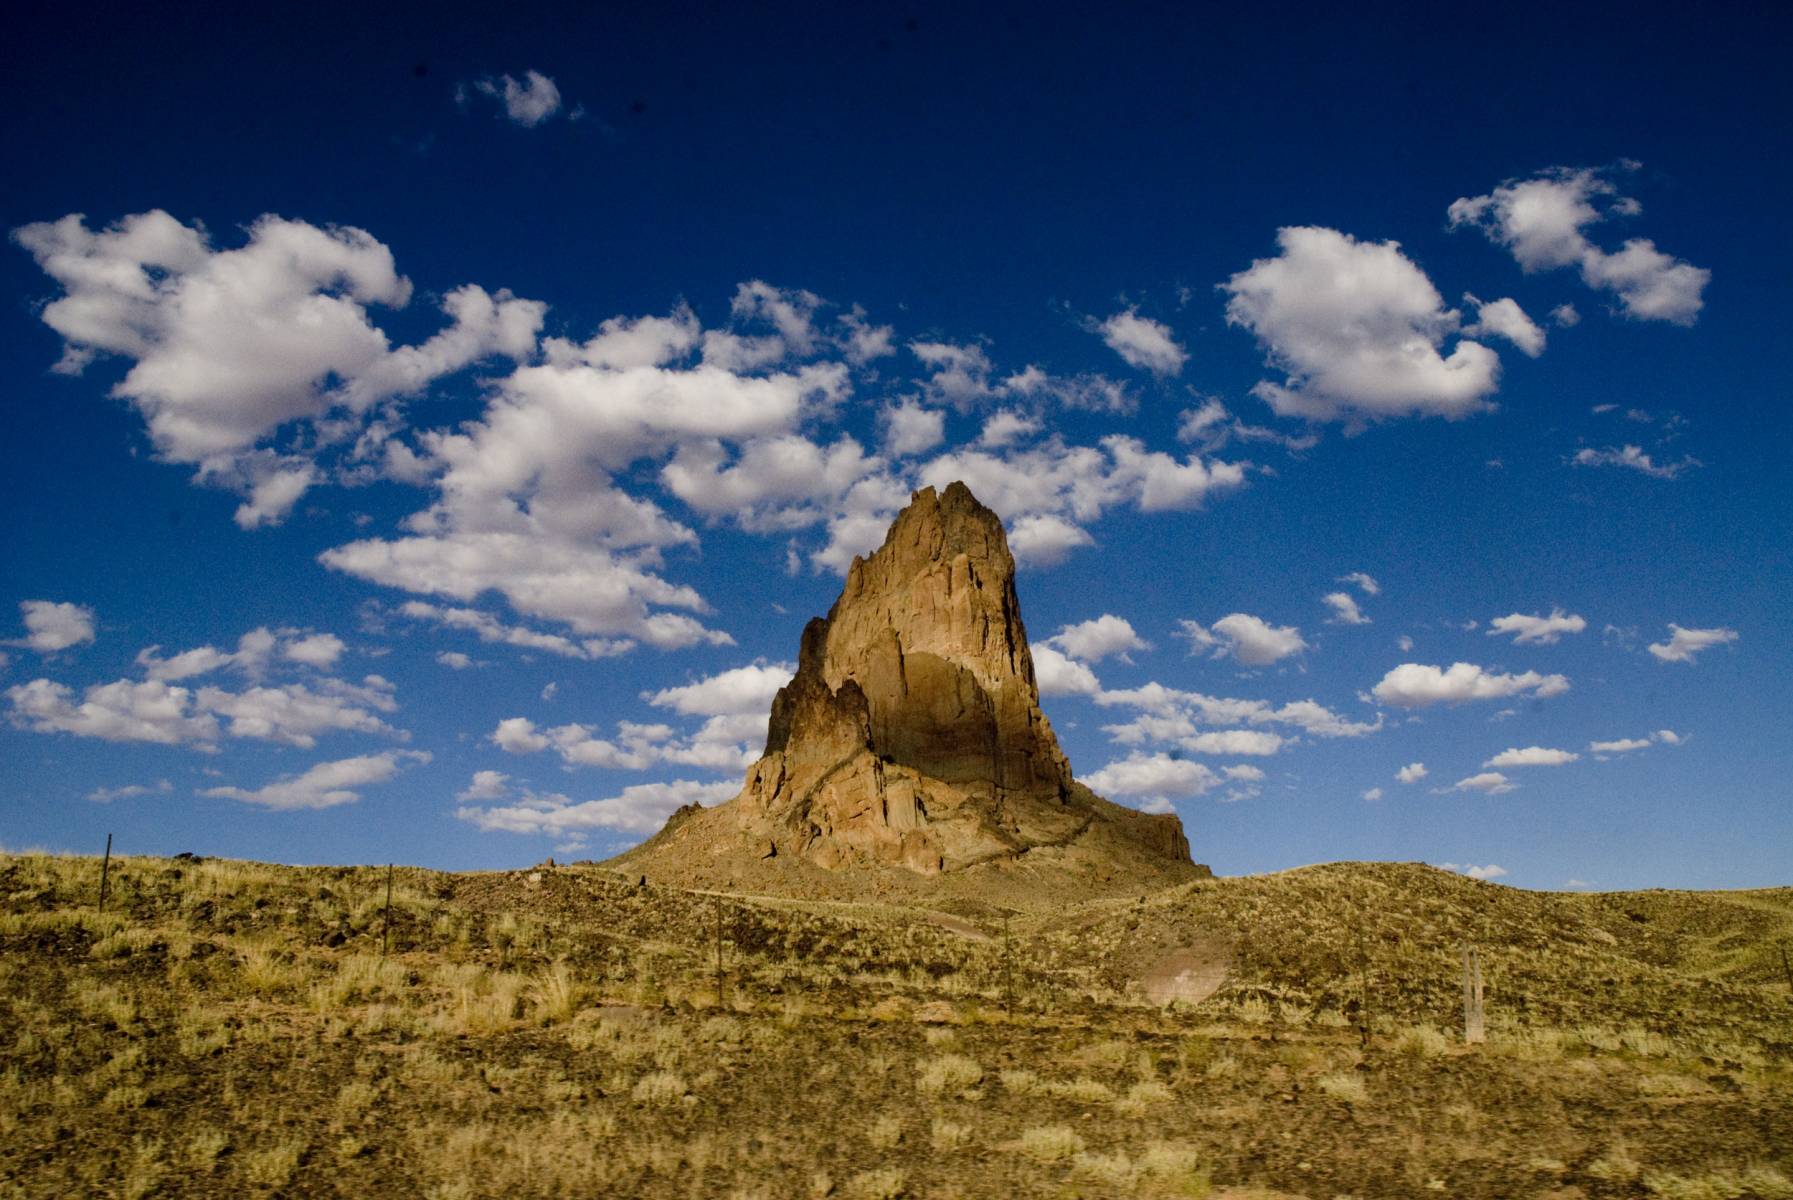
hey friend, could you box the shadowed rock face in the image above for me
[629,481,1194,879]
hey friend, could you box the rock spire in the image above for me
[616,482,1197,887]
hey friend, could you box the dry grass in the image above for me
[0,851,1787,1199]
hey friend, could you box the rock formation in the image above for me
[614,482,1200,893]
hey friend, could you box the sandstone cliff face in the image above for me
[623,481,1195,883]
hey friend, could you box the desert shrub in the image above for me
[917,1053,982,1095]
[242,1137,307,1188]
[91,928,162,961]
[1579,1025,1624,1052]
[1000,1068,1044,1095]
[930,1119,971,1152]
[1317,1071,1367,1103]
[1587,1140,1644,1184]
[867,1114,903,1149]
[632,1071,688,1106]
[237,943,303,998]
[71,980,137,1027]
[846,1167,907,1200]
[1018,1125,1085,1163]
[1235,995,1273,1024]
[1073,1038,1133,1072]
[1640,1166,1793,1200]
[1072,1151,1139,1187]
[1138,1143,1210,1194]
[120,1136,165,1200]
[430,964,525,1035]
[529,960,585,1024]
[1117,1079,1174,1115]
[1394,1025,1451,1058]
[1178,1034,1216,1072]
[335,1080,380,1120]
[1204,1054,1240,1079]
[1047,1076,1115,1103]
[1489,1025,1574,1061]
[1620,1026,1677,1058]
[310,952,407,1010]
[102,1085,150,1111]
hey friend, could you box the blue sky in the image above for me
[3,3,1787,888]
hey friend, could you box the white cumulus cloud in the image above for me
[1044,615,1150,663]
[1449,165,1710,325]
[193,677,400,748]
[1221,226,1501,422]
[1646,623,1738,664]
[1182,729,1285,756]
[1096,682,1380,751]
[6,678,219,745]
[1372,662,1569,709]
[12,601,96,653]
[12,210,544,520]
[1449,772,1517,795]
[1487,608,1587,645]
[1004,513,1096,568]
[397,601,635,660]
[203,750,428,810]
[1396,762,1427,784]
[1484,746,1579,767]
[1085,752,1221,802]
[645,662,795,716]
[1589,730,1683,757]
[1032,645,1102,697]
[1177,613,1307,667]
[1322,592,1369,625]
[1093,309,1187,376]
[879,400,946,458]
[1462,295,1546,357]
[457,778,737,837]
[1438,862,1509,880]
[457,770,510,801]
[282,632,345,669]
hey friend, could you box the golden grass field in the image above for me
[2,852,1789,1199]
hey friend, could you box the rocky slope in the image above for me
[612,482,1202,900]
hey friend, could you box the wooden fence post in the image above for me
[1355,930,1372,1050]
[714,895,725,1007]
[1002,913,1013,1013]
[382,863,393,957]
[98,833,113,912]
[1462,946,1485,1044]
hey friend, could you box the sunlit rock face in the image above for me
[687,481,1193,876]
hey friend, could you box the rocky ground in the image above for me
[3,852,1790,1199]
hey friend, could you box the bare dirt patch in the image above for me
[1140,937,1233,1006]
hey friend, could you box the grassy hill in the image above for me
[2,852,1789,1199]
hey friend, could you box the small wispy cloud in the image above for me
[1573,444,1699,479]
[464,70,566,127]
